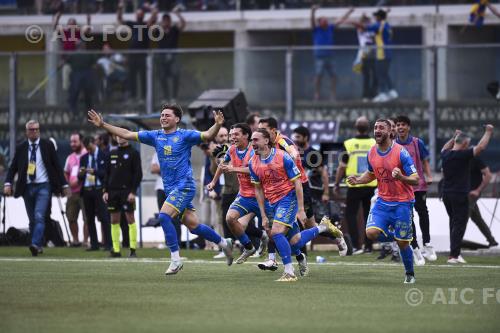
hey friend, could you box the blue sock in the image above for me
[400,245,414,275]
[238,233,251,247]
[272,233,292,265]
[298,227,320,248]
[159,213,179,253]
[191,224,222,244]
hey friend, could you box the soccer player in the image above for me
[347,119,420,284]
[257,117,345,272]
[249,129,341,282]
[207,123,269,264]
[395,115,437,265]
[87,105,233,275]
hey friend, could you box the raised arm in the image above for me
[117,0,124,25]
[488,3,500,18]
[147,4,159,28]
[334,7,355,26]
[175,10,186,31]
[53,10,62,31]
[200,110,224,142]
[441,129,461,152]
[88,109,138,141]
[311,5,318,29]
[473,124,494,157]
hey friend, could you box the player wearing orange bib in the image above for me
[348,119,419,284]
[207,123,269,264]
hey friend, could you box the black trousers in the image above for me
[362,57,377,99]
[443,193,469,257]
[221,193,238,239]
[411,191,431,248]
[469,197,496,244]
[345,186,375,249]
[82,187,111,250]
[128,54,146,99]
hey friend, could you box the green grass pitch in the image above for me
[1,247,499,333]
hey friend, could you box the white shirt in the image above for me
[27,138,49,184]
[84,147,102,188]
[151,153,164,191]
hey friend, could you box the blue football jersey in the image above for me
[137,128,202,192]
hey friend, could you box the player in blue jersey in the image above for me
[88,106,234,275]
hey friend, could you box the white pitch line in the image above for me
[0,257,499,269]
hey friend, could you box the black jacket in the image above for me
[78,149,108,192]
[4,138,67,198]
[103,145,142,194]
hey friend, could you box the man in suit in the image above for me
[3,120,69,256]
[79,136,111,251]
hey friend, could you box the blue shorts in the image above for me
[229,194,261,219]
[265,191,300,240]
[164,188,195,215]
[315,58,335,77]
[366,199,414,241]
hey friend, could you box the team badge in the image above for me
[173,137,179,143]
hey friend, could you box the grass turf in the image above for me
[0,247,499,333]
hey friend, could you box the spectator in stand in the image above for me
[67,40,97,114]
[63,133,88,247]
[311,5,354,101]
[441,125,494,264]
[53,7,91,93]
[354,9,398,102]
[97,43,128,99]
[353,13,377,101]
[117,0,158,100]
[155,8,186,102]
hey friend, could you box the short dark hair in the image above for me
[70,132,83,140]
[98,132,110,146]
[83,136,95,147]
[255,128,273,147]
[374,118,392,128]
[245,113,260,125]
[293,126,310,140]
[259,117,278,129]
[162,13,171,20]
[395,115,411,126]
[161,103,183,119]
[231,123,252,140]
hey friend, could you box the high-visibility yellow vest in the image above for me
[344,137,377,188]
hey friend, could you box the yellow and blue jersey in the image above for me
[366,21,393,60]
[137,128,202,193]
[470,0,489,27]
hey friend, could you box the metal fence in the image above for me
[1,44,500,171]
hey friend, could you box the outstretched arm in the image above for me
[88,109,138,141]
[334,7,355,26]
[175,9,186,31]
[117,0,124,25]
